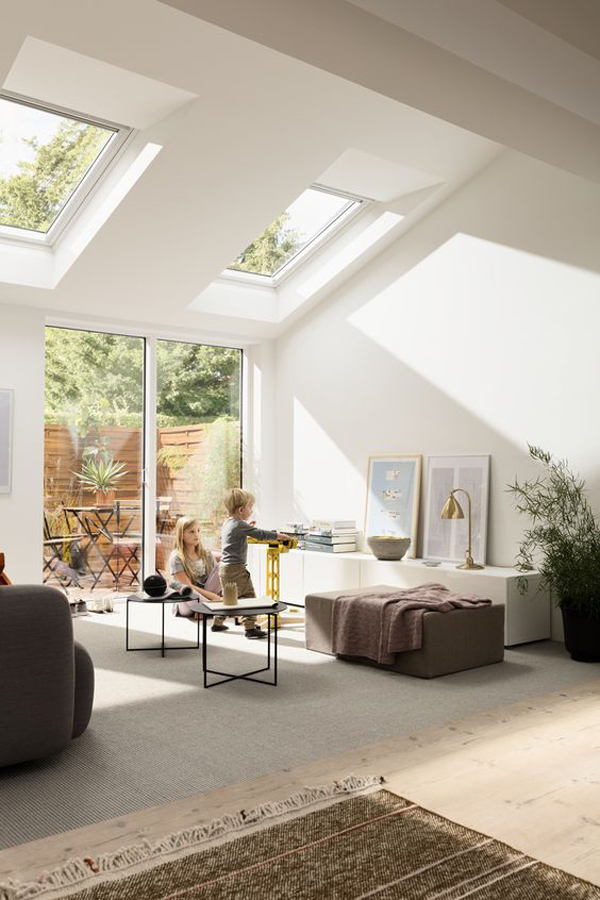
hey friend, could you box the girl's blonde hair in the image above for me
[174,516,212,582]
[223,488,255,516]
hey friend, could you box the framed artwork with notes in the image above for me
[365,455,421,558]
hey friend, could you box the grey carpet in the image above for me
[0,603,598,849]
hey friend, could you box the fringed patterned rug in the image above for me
[2,775,600,899]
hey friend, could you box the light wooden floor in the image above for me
[2,676,600,887]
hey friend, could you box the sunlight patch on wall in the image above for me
[252,363,262,460]
[347,232,600,457]
[293,397,364,521]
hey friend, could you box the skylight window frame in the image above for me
[0,90,134,248]
[222,184,370,287]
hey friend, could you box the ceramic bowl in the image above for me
[367,536,411,561]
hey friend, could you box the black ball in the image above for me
[143,574,167,597]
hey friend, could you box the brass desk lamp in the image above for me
[440,488,484,570]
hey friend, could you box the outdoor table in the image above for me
[190,601,287,688]
[63,502,141,589]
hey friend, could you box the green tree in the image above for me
[157,341,240,424]
[186,417,241,525]
[45,329,241,432]
[0,120,111,232]
[228,212,302,276]
[45,329,144,434]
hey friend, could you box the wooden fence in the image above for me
[44,424,238,549]
[44,422,210,511]
[45,424,145,507]
[44,421,239,582]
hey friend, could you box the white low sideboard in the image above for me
[247,546,552,647]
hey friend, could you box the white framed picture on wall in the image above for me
[423,454,490,565]
[365,455,422,558]
[0,389,14,494]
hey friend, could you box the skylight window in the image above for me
[0,93,123,240]
[227,185,364,279]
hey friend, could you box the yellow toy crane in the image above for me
[248,535,298,615]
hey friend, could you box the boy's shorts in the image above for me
[218,564,258,629]
[218,563,256,599]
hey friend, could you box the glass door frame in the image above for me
[44,323,147,590]
[46,319,245,583]
[143,335,157,578]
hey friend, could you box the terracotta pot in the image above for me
[95,489,116,506]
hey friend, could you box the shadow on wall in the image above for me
[275,151,600,564]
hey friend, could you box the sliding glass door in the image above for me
[44,327,145,599]
[43,328,242,597]
[155,340,242,569]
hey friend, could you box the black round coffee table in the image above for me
[126,593,200,657]
[190,601,288,688]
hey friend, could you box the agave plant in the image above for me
[73,453,127,492]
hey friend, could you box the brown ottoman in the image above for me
[305,585,505,678]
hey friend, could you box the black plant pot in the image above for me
[561,606,600,662]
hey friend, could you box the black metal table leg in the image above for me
[199,604,285,687]
[202,614,208,688]
[126,600,202,654]
[274,612,278,686]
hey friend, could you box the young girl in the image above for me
[169,517,227,630]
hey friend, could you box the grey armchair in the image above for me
[0,585,94,767]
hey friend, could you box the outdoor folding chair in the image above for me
[43,513,89,588]
[104,534,142,593]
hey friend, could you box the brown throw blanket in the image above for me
[331,583,492,665]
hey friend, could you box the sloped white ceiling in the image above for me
[1,0,598,340]
[5,37,197,128]
[0,0,498,338]
[163,0,600,184]
[347,0,600,126]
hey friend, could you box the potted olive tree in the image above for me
[509,446,600,661]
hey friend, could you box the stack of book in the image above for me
[281,522,309,549]
[305,520,358,553]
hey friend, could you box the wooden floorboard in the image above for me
[2,677,600,886]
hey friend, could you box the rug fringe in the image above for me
[0,774,384,900]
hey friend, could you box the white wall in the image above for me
[273,150,600,567]
[0,305,45,583]
[243,340,278,528]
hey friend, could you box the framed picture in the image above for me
[365,455,422,558]
[423,455,490,564]
[0,389,14,494]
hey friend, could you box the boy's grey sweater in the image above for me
[220,518,278,566]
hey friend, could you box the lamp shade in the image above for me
[440,493,464,520]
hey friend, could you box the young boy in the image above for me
[220,488,289,640]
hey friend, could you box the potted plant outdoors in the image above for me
[73,449,128,506]
[509,445,600,662]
